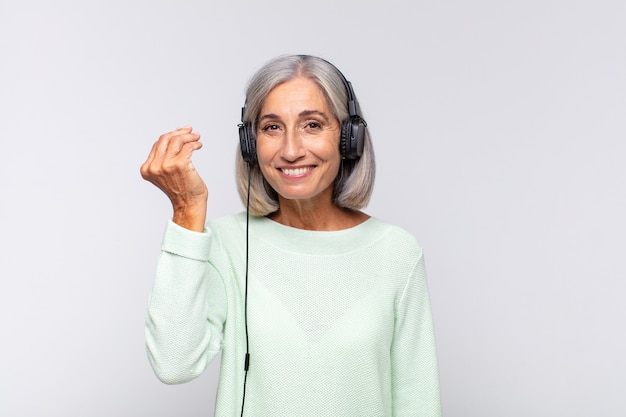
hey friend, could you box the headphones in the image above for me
[238,59,367,164]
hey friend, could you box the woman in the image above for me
[141,54,441,416]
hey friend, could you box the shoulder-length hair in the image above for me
[235,54,375,216]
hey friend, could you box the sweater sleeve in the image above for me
[391,250,442,416]
[145,221,227,384]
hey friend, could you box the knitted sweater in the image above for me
[145,213,441,416]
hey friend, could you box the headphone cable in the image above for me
[240,161,252,417]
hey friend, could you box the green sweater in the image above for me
[146,213,441,416]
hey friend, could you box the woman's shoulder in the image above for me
[366,217,424,256]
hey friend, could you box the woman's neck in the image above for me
[269,196,369,231]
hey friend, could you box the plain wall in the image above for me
[1,0,624,416]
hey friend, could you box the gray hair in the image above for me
[235,54,375,216]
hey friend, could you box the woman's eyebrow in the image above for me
[298,110,330,123]
[258,113,281,123]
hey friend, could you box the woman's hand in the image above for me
[140,126,208,232]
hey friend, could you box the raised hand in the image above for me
[140,126,208,231]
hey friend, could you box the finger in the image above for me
[156,126,196,151]
[141,139,163,179]
[166,125,194,140]
[163,125,193,137]
[161,140,203,174]
[175,138,204,162]
[151,130,200,167]
[163,132,202,158]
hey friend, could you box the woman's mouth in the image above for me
[281,166,314,177]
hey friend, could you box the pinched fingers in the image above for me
[155,126,201,158]
[141,126,202,181]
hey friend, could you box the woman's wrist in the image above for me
[172,201,207,232]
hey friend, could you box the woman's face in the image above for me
[256,76,341,205]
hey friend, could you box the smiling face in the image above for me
[256,76,342,207]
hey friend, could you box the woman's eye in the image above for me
[306,121,322,129]
[261,124,280,132]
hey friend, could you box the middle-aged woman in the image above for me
[141,54,441,416]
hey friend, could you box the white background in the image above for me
[1,0,625,416]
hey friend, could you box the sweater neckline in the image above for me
[248,215,385,255]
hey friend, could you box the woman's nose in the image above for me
[280,129,306,162]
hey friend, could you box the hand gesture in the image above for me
[140,126,207,231]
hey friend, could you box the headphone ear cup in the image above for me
[340,120,349,159]
[340,116,365,160]
[239,122,257,163]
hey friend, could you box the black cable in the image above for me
[240,161,252,417]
